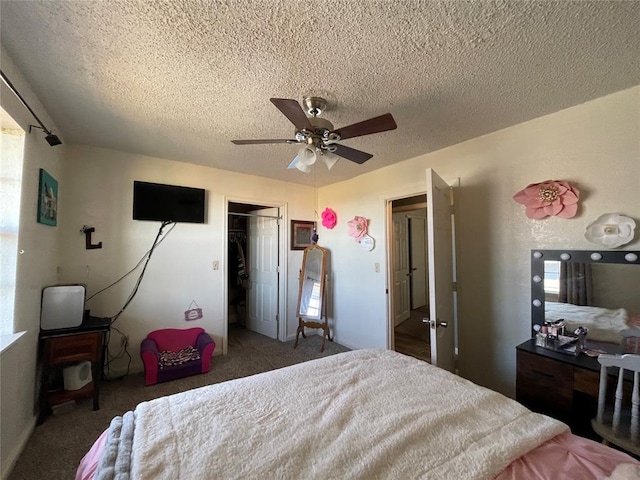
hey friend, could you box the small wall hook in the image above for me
[81,225,103,250]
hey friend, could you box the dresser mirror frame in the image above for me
[530,249,640,332]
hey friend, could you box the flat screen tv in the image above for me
[133,181,206,223]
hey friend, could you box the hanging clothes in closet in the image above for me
[229,231,249,288]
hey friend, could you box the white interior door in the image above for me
[409,215,428,309]
[247,208,279,339]
[392,213,411,326]
[426,169,456,372]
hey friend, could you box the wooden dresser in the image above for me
[516,339,602,438]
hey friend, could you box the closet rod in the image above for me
[229,212,281,220]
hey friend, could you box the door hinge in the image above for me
[275,314,279,322]
[449,187,455,214]
[452,281,457,292]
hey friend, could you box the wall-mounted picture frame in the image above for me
[37,168,58,226]
[291,220,315,250]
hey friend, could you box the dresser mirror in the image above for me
[531,250,640,348]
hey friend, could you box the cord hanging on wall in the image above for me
[81,225,103,249]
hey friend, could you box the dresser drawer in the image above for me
[574,367,600,396]
[47,332,101,365]
[516,350,573,415]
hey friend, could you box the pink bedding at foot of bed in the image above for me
[496,431,640,480]
[77,429,639,480]
[75,429,109,480]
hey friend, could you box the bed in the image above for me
[76,349,639,480]
[545,301,636,344]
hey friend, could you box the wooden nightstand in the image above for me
[37,317,110,424]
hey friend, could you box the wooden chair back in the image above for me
[592,353,640,456]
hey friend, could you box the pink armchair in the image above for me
[140,327,215,386]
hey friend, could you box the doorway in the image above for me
[389,194,431,362]
[227,201,284,353]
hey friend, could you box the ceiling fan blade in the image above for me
[231,139,295,145]
[331,113,397,141]
[270,98,313,131]
[332,144,373,164]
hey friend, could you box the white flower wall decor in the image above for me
[584,213,636,248]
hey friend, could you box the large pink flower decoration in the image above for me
[513,180,580,219]
[321,208,337,229]
[347,216,368,241]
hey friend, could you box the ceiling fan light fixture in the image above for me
[287,155,312,173]
[295,162,311,173]
[297,146,317,166]
[232,96,397,172]
[319,151,339,170]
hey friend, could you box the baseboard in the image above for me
[1,416,36,480]
[331,337,360,351]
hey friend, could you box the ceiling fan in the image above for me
[231,97,397,173]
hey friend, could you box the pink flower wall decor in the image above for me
[347,216,368,242]
[513,180,580,219]
[321,208,337,229]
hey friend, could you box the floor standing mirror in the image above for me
[294,244,332,352]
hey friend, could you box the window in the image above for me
[0,107,25,335]
[543,260,561,298]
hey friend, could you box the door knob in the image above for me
[423,318,447,329]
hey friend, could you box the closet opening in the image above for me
[226,201,283,353]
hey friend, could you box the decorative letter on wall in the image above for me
[81,225,103,249]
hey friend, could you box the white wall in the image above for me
[58,145,315,374]
[318,86,640,396]
[0,47,65,479]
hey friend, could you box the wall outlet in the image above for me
[212,260,219,270]
[375,262,380,273]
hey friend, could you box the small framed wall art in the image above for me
[37,168,58,226]
[291,220,315,250]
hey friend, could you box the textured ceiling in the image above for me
[1,1,638,187]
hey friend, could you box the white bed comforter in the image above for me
[545,301,628,343]
[130,349,567,480]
